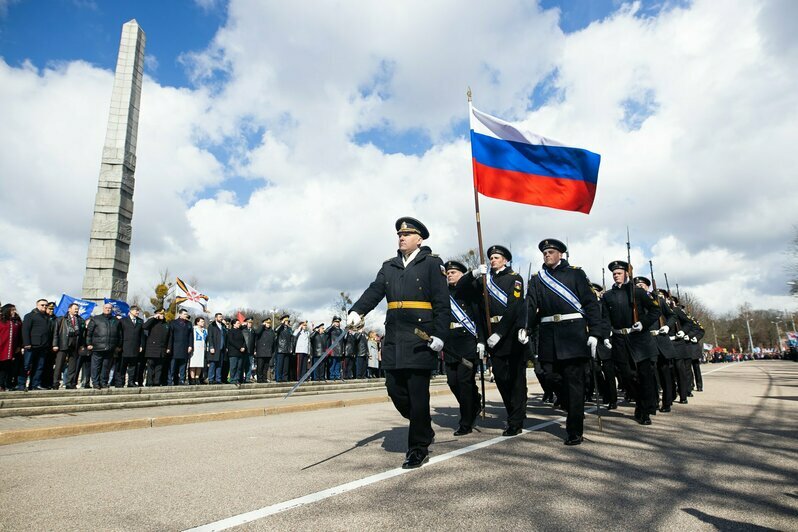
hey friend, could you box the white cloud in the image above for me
[1,0,797,319]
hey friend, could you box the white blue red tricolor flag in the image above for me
[469,105,601,214]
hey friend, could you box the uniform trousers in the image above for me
[256,357,271,382]
[385,368,434,453]
[674,358,692,401]
[691,359,703,391]
[492,353,528,430]
[146,359,163,386]
[597,358,617,404]
[656,356,674,408]
[632,358,657,418]
[543,358,588,438]
[445,360,480,429]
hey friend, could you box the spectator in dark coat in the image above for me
[143,309,171,386]
[52,302,86,389]
[86,303,123,389]
[274,315,293,382]
[242,318,255,383]
[309,323,327,381]
[117,306,145,387]
[169,309,193,385]
[0,304,23,390]
[227,319,246,385]
[19,299,51,390]
[206,313,227,384]
[254,318,275,383]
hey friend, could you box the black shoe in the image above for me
[659,407,671,413]
[678,399,688,404]
[564,435,583,446]
[541,392,552,403]
[453,426,472,436]
[502,426,522,437]
[687,392,693,397]
[402,450,429,469]
[697,388,703,392]
[607,403,617,410]
[635,415,651,425]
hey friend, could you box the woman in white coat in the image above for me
[190,317,208,385]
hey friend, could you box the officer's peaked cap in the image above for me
[538,238,567,253]
[487,245,512,261]
[395,217,429,239]
[444,260,468,273]
[608,260,629,272]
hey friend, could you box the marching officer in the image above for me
[669,295,694,402]
[473,244,527,436]
[603,261,661,425]
[523,239,602,445]
[443,260,486,436]
[590,283,616,409]
[348,217,449,469]
[634,277,678,412]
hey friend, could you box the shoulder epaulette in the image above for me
[569,265,582,270]
[429,253,439,257]
[531,272,539,277]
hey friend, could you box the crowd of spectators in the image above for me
[0,299,384,391]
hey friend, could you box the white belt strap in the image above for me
[540,313,583,323]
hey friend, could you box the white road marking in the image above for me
[183,414,572,531]
[185,361,750,531]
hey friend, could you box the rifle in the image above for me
[601,264,606,291]
[626,227,639,323]
[664,272,681,335]
[649,260,666,327]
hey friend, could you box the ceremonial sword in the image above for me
[414,328,473,369]
[284,325,351,399]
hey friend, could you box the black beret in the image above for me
[634,276,651,287]
[608,260,629,272]
[487,244,512,262]
[444,260,468,273]
[395,217,429,239]
[538,238,567,253]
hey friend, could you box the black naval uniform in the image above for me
[593,292,617,407]
[444,270,486,434]
[603,281,662,423]
[350,246,449,457]
[671,304,694,402]
[688,317,705,392]
[481,265,527,433]
[650,292,678,410]
[527,260,601,441]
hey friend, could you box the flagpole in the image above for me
[469,88,492,420]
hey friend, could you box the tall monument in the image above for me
[82,19,145,304]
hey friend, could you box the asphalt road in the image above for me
[1,360,796,531]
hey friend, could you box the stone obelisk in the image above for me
[82,19,145,305]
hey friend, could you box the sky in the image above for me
[1,0,797,327]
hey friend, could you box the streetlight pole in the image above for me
[772,321,784,352]
[712,321,719,348]
[745,318,755,353]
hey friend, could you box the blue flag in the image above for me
[104,298,130,317]
[55,294,96,320]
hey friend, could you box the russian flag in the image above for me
[469,105,600,214]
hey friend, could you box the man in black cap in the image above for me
[274,314,293,382]
[325,317,345,380]
[348,216,448,469]
[603,261,661,425]
[443,259,486,436]
[669,296,695,402]
[634,278,678,412]
[523,239,602,445]
[590,282,616,409]
[473,243,527,436]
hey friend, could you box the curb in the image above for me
[0,387,461,446]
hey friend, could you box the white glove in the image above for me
[472,264,488,279]
[476,343,486,359]
[651,330,659,336]
[347,311,360,327]
[676,330,685,338]
[658,325,669,335]
[603,339,612,349]
[587,336,598,358]
[517,328,529,344]
[428,336,444,352]
[631,321,643,332]
[669,336,676,341]
[691,337,698,343]
[487,333,501,349]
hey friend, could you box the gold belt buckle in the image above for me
[553,314,562,322]
[396,301,403,309]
